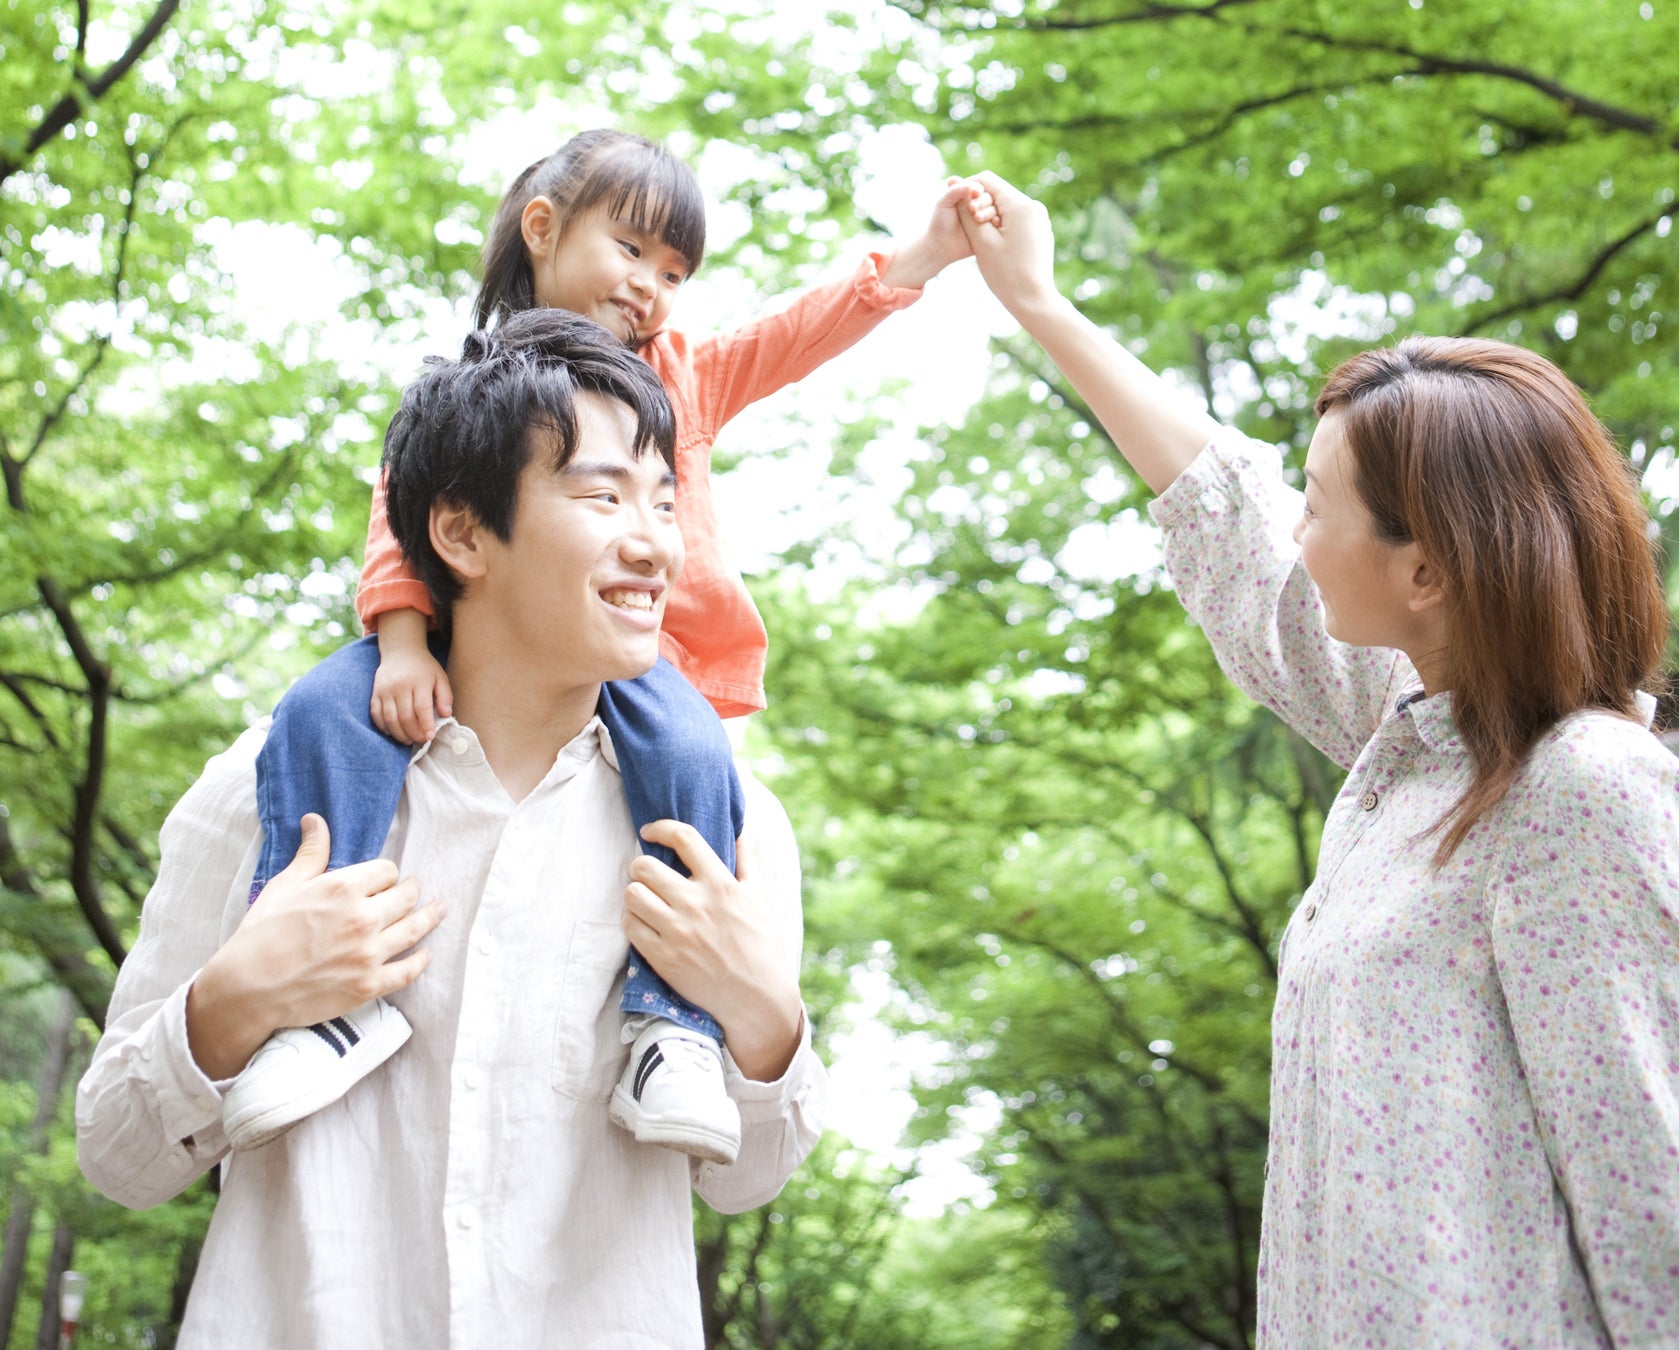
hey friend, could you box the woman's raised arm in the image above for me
[960,171,1221,495]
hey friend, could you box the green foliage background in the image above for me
[1,1,1673,1345]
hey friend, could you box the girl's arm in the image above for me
[358,473,453,743]
[958,171,1220,494]
[682,181,990,436]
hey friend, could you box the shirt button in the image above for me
[449,735,469,756]
[461,1066,481,1091]
[456,1207,476,1230]
[1360,790,1379,811]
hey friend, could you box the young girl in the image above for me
[957,173,1679,1344]
[221,131,992,1163]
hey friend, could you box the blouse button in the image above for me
[1360,790,1379,811]
[1304,904,1318,922]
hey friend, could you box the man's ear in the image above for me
[430,501,490,583]
[521,195,556,256]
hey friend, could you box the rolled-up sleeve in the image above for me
[76,726,265,1209]
[693,770,826,1213]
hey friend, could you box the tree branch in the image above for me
[0,0,185,186]
[1460,201,1679,336]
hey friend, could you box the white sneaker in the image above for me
[221,999,411,1151]
[608,1022,741,1165]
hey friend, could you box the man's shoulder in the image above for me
[166,720,268,832]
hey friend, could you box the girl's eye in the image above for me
[619,239,641,258]
[662,271,685,286]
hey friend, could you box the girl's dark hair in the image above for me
[1315,335,1667,863]
[474,130,707,330]
[382,308,677,627]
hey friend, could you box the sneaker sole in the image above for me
[224,1013,413,1151]
[609,1085,740,1165]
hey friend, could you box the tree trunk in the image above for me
[0,989,80,1346]
[32,1225,73,1350]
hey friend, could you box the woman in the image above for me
[958,174,1679,1346]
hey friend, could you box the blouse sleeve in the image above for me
[1487,717,1679,1344]
[1148,435,1416,769]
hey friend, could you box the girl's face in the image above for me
[524,199,688,347]
[1293,412,1445,678]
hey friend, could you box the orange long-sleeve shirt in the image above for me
[356,253,921,717]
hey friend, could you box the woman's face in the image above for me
[1293,412,1437,661]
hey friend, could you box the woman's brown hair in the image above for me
[1315,335,1668,862]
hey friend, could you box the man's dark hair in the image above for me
[382,308,677,625]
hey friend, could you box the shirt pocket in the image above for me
[551,919,629,1103]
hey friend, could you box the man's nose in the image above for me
[619,504,680,572]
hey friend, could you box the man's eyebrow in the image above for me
[562,459,677,488]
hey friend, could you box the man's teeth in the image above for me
[603,589,652,610]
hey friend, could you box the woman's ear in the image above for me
[1405,548,1447,614]
[430,501,490,583]
[521,195,556,255]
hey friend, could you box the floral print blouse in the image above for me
[1150,435,1679,1348]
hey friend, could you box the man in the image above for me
[76,310,825,1347]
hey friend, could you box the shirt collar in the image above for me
[1395,688,1463,752]
[1394,688,1658,750]
[409,715,616,784]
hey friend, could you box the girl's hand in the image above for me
[371,636,453,744]
[878,177,998,290]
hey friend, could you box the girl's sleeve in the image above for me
[1488,723,1679,1345]
[685,252,921,439]
[355,470,435,632]
[1148,435,1414,769]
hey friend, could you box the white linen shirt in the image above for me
[1151,436,1679,1348]
[77,715,825,1350]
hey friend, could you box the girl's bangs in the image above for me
[581,150,707,274]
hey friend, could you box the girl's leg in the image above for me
[251,635,416,898]
[597,656,745,1045]
[225,635,417,1151]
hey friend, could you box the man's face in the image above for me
[474,392,682,686]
